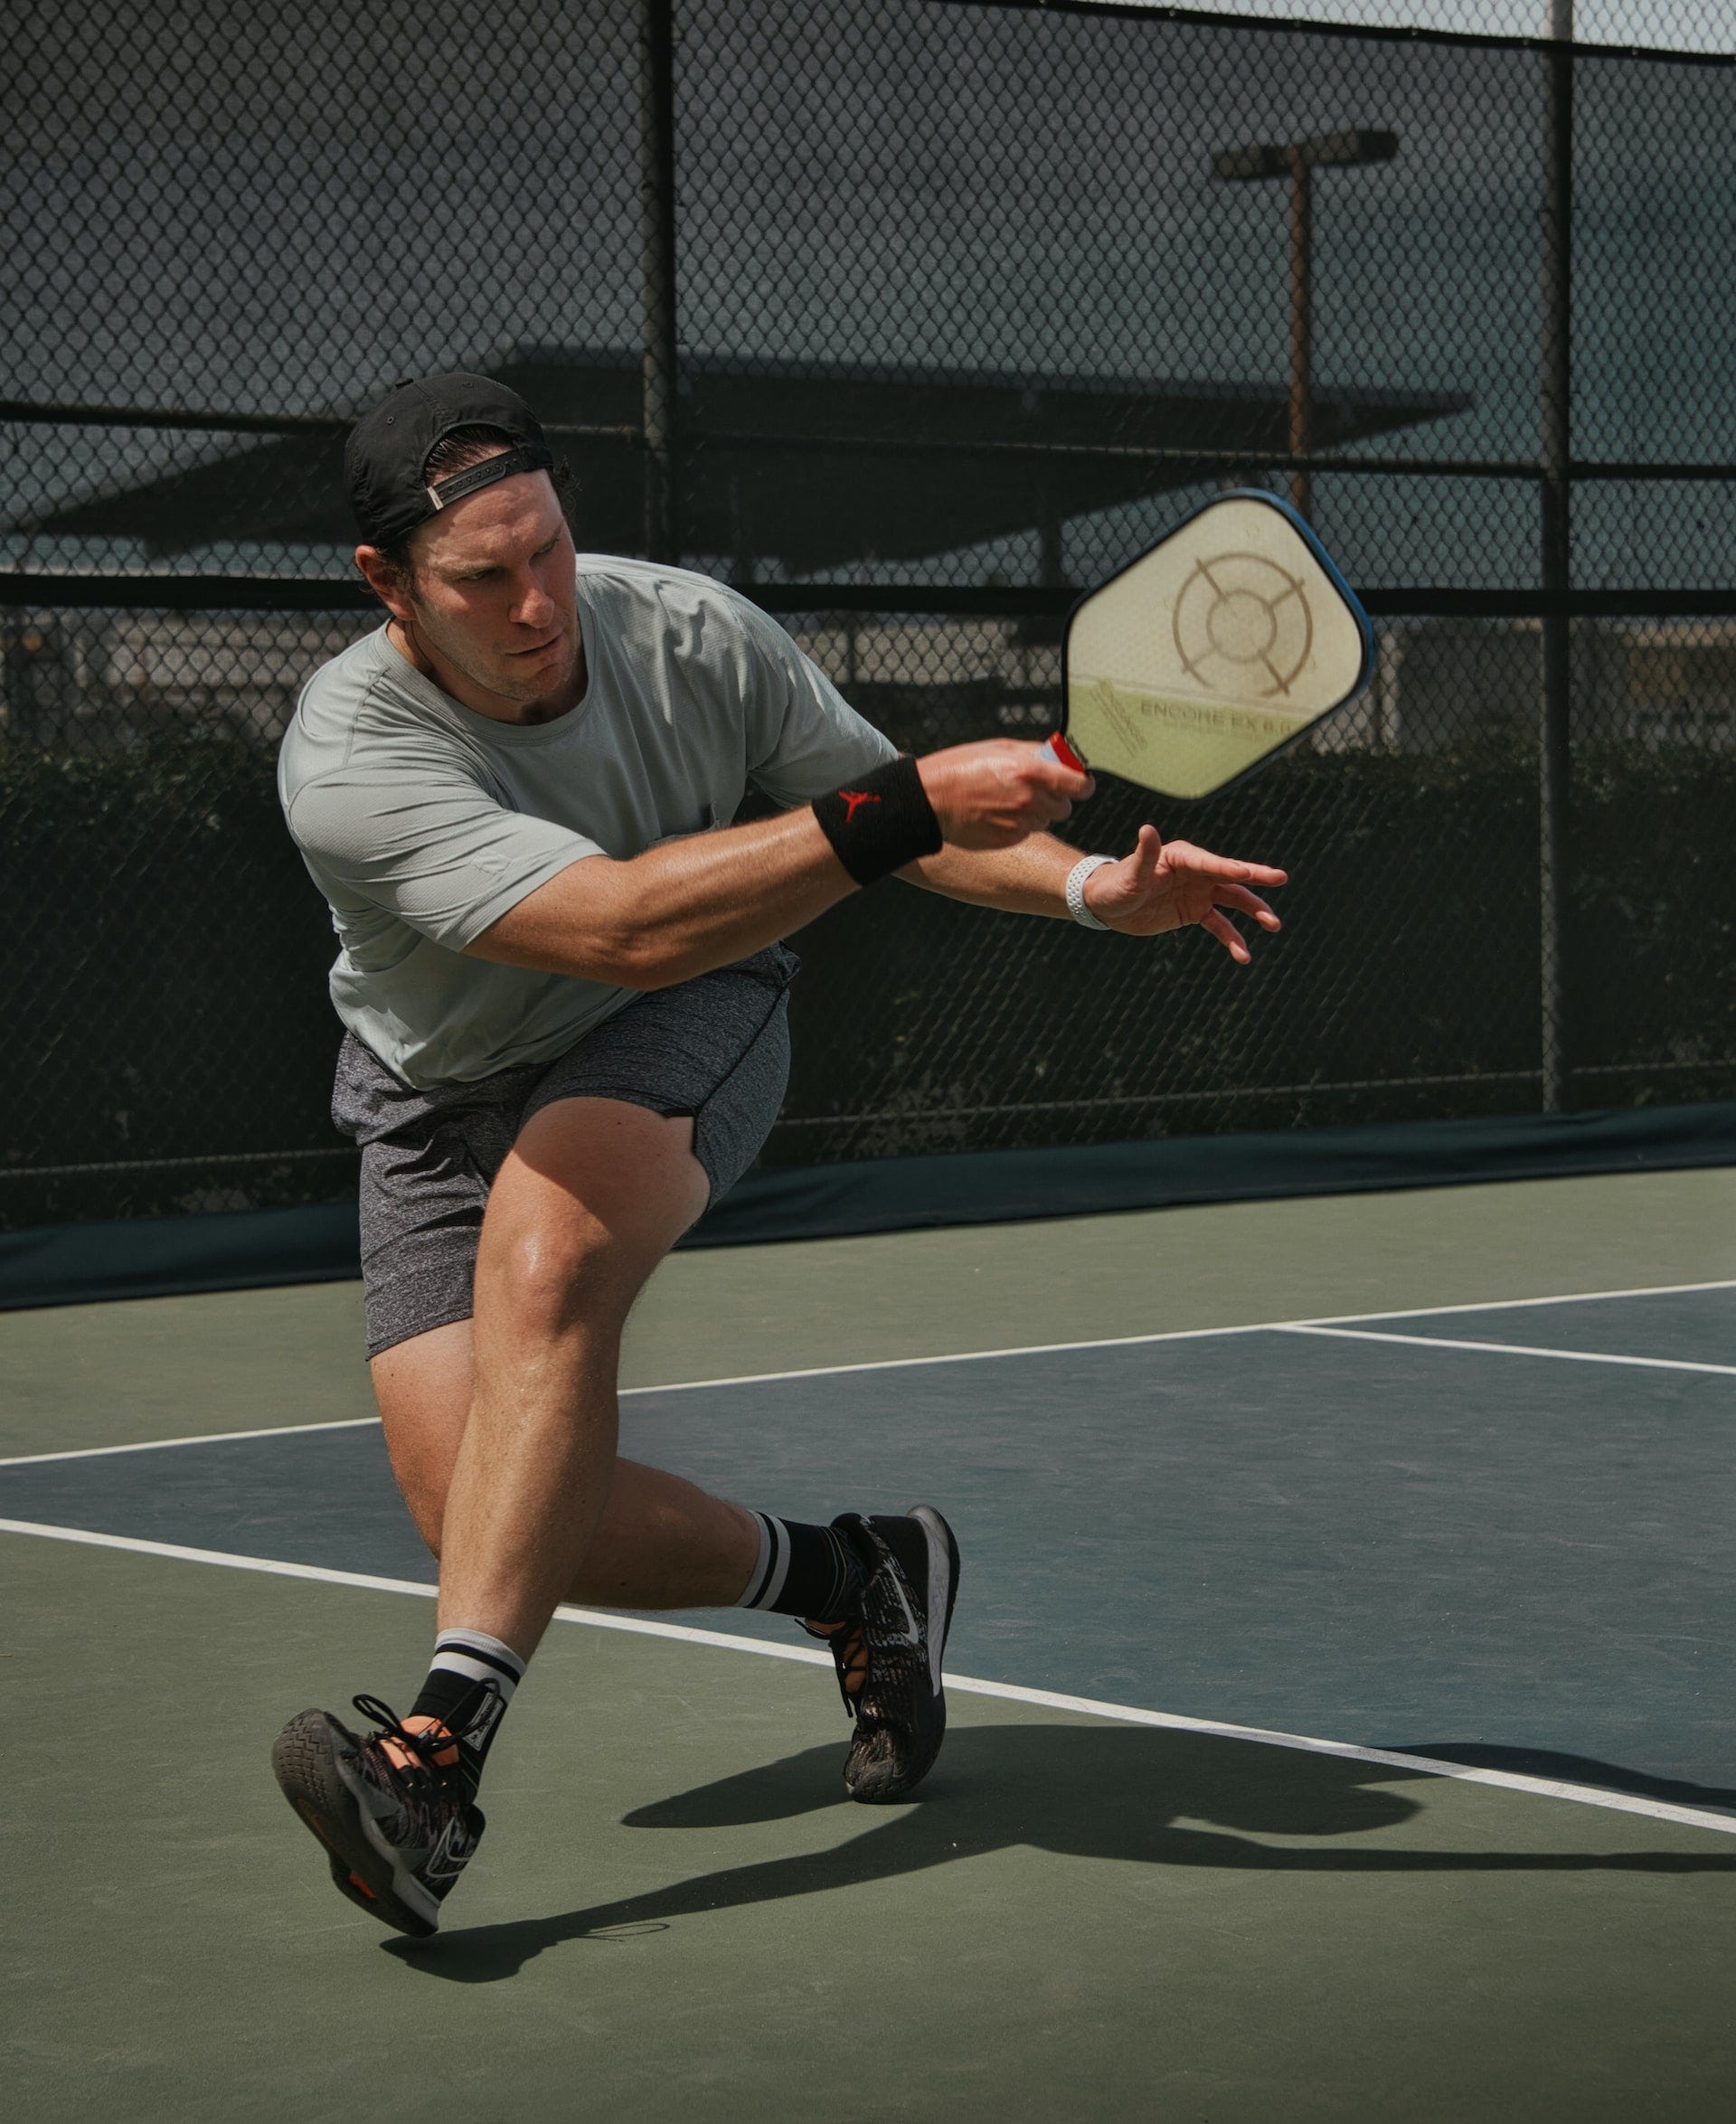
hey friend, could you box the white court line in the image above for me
[0,1324,1279,1469]
[3,1513,1734,1840]
[603,1274,1736,1394]
[0,1415,382,1470]
[1305,1274,1736,1328]
[6,1274,1734,1471]
[1285,1324,1736,1378]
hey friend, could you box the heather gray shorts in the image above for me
[332,945,797,1359]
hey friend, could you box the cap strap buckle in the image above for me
[424,443,555,514]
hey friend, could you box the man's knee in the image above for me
[477,1211,646,1339]
[474,1101,705,1339]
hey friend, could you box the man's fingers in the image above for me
[1019,754,1092,831]
[1215,883,1282,930]
[1088,827,1163,911]
[1200,908,1251,964]
[1165,839,1288,887]
[918,739,1092,847]
[1109,824,1165,894]
[1087,827,1288,941]
[1028,756,1095,800]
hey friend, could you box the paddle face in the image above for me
[1060,491,1373,800]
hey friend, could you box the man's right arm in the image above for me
[464,741,1091,989]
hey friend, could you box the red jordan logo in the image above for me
[839,789,879,823]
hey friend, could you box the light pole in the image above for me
[1211,129,1398,520]
[1538,0,1574,1111]
[638,0,679,564]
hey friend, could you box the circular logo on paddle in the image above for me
[1173,552,1313,698]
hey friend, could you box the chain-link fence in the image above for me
[5,0,1736,1228]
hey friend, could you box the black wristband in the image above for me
[812,754,943,886]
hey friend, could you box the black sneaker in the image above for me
[270,1694,484,1938]
[807,1505,960,1803]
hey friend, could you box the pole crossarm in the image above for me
[1208,127,1398,520]
[1210,129,1398,183]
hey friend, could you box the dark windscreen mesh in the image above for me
[5,2,1735,1227]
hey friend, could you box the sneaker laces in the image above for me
[801,1521,921,1719]
[349,1694,466,1829]
[801,1615,870,1715]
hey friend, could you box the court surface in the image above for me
[7,1168,1736,2119]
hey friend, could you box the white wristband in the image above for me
[1065,854,1116,930]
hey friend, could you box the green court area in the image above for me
[8,1167,1736,2119]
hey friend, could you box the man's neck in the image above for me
[387,618,588,727]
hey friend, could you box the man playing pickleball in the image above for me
[271,373,1286,1937]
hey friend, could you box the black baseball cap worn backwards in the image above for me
[344,373,555,548]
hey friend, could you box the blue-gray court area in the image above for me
[6,1286,1735,1805]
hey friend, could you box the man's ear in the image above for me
[354,543,417,622]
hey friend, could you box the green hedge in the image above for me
[781,733,1736,1161]
[4,730,1732,1226]
[0,734,344,1227]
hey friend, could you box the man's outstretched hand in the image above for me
[1084,824,1287,965]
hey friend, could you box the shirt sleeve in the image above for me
[285,759,604,951]
[729,597,900,806]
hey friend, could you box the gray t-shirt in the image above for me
[278,556,896,1087]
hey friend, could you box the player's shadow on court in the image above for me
[1392,1742,1736,1815]
[384,1721,1736,1983]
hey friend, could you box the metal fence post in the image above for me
[638,0,680,564]
[1287,146,1314,522]
[1539,0,1574,1112]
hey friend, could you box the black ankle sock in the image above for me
[738,1513,862,1623]
[407,1629,525,1798]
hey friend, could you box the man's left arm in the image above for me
[898,827,1288,967]
[727,599,1287,963]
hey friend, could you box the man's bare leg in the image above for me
[373,1320,760,1610]
[431,1094,732,1658]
